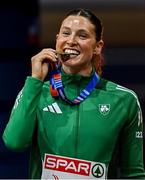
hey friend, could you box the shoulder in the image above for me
[98,78,139,103]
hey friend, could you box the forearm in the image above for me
[2,76,43,150]
[120,108,145,178]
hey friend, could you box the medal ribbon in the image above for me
[49,62,99,105]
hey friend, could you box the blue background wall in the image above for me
[0,1,39,178]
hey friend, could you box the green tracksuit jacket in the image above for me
[2,70,145,179]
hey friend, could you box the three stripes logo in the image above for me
[43,102,62,114]
[14,89,23,109]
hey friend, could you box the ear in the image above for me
[94,40,104,55]
[56,34,59,40]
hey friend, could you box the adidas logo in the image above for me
[43,102,62,114]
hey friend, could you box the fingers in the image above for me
[31,48,58,63]
[31,48,58,81]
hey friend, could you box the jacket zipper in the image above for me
[74,84,81,157]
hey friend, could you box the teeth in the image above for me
[64,49,80,55]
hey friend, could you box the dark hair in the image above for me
[65,8,103,42]
[64,8,104,76]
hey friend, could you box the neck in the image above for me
[62,64,93,76]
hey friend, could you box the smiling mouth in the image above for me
[56,49,80,62]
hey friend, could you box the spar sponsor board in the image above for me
[41,154,107,179]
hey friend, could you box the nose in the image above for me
[66,34,77,45]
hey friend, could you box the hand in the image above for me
[31,48,58,81]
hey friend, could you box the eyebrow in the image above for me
[61,26,70,30]
[61,26,89,33]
